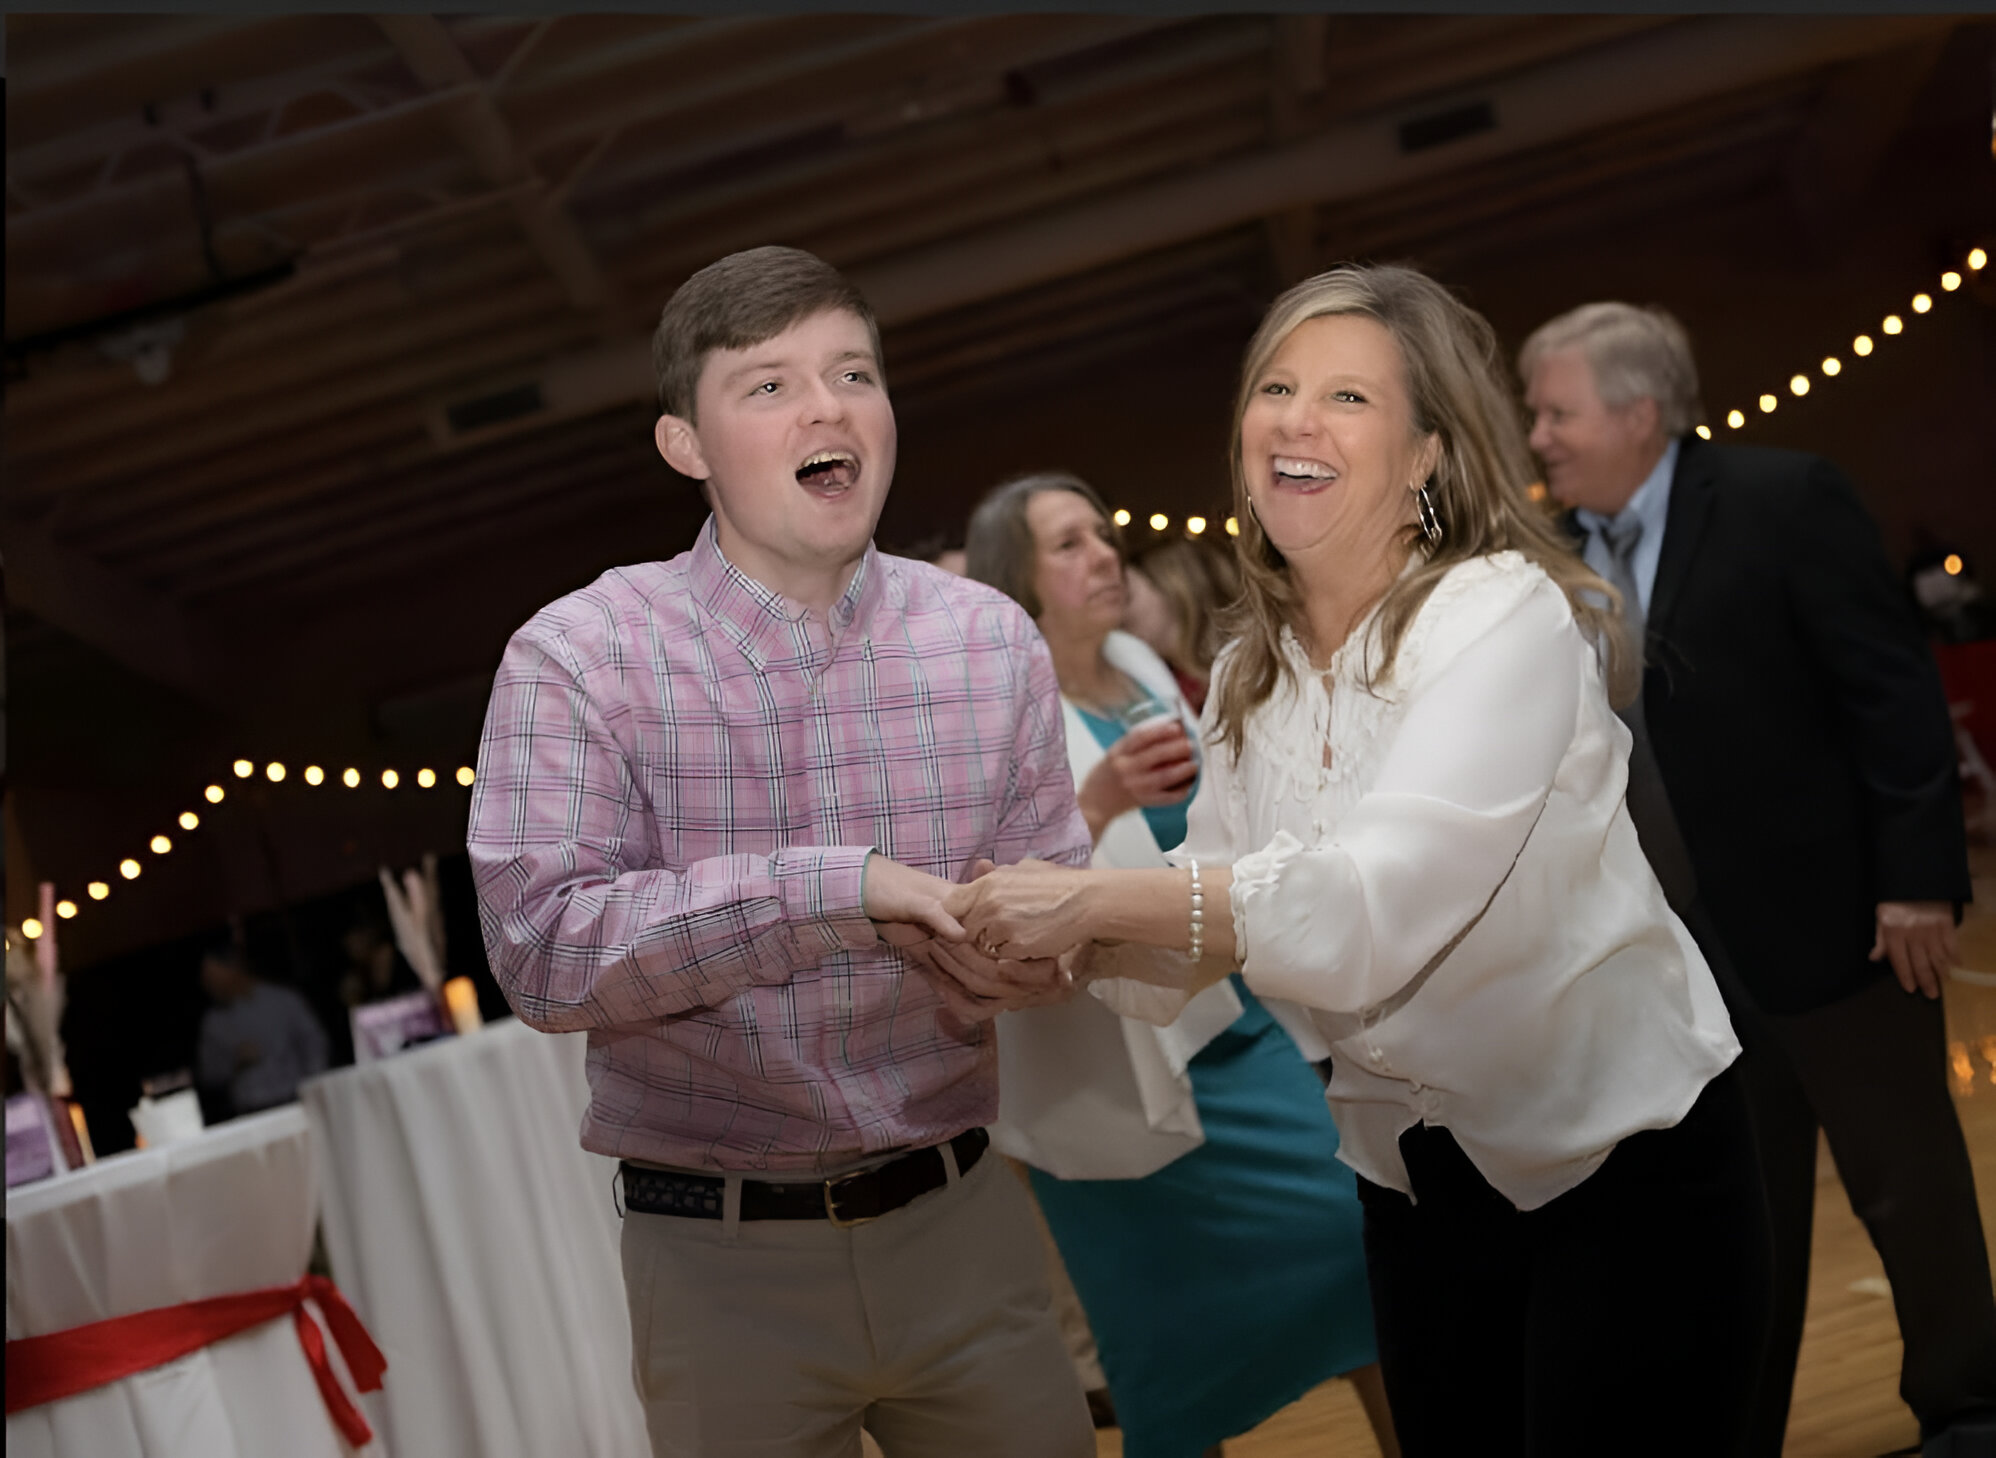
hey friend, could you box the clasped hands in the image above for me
[864,853,1100,1023]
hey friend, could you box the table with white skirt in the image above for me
[301,1017,648,1458]
[5,1105,369,1458]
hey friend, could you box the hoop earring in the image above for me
[1413,483,1443,548]
[1246,497,1261,526]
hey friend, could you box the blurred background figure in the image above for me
[1124,537,1243,714]
[897,531,970,576]
[967,471,1395,1458]
[1910,548,1996,647]
[197,942,329,1118]
[1522,300,1996,1457]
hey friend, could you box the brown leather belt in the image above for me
[618,1127,989,1227]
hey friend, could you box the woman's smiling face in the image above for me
[1239,312,1438,570]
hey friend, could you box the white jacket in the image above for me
[990,631,1244,1180]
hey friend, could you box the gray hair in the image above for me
[1517,301,1703,437]
[963,471,1121,620]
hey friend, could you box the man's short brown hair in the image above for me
[651,246,882,420]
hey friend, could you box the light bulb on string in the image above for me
[342,768,360,788]
[1789,375,1809,397]
[304,766,325,786]
[1912,293,1932,314]
[1883,315,1903,335]
[22,919,42,940]
[456,767,476,787]
[1149,514,1169,531]
[1758,394,1777,414]
[87,882,110,901]
[56,901,77,920]
[233,760,253,778]
[119,859,141,880]
[1822,358,1841,377]
[266,762,286,783]
[417,768,437,789]
[179,811,199,831]
[1112,509,1131,527]
[1726,409,1745,429]
[1186,516,1207,535]
[1968,248,1987,272]
[1942,272,1962,292]
[205,784,225,804]
[150,835,172,854]
[382,769,400,789]
[1945,554,1965,576]
[1225,517,1240,537]
[1854,335,1874,357]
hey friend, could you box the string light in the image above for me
[205,784,225,803]
[382,769,400,789]
[1726,409,1745,429]
[22,918,43,940]
[1854,335,1874,356]
[457,767,476,787]
[266,762,286,782]
[119,859,141,880]
[343,768,361,788]
[417,768,437,789]
[1883,314,1903,335]
[178,811,199,830]
[304,765,325,786]
[1695,425,1712,439]
[1970,248,1987,271]
[1112,509,1131,526]
[1942,272,1962,292]
[87,882,109,901]
[1759,394,1777,414]
[1945,554,1965,576]
[1912,293,1932,314]
[1789,375,1809,397]
[1186,516,1207,535]
[1149,513,1169,531]
[150,835,172,854]
[1225,517,1239,536]
[1821,357,1841,377]
[56,901,77,920]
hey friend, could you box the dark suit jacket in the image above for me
[1617,435,1969,1015]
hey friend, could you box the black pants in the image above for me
[1730,972,1996,1452]
[1356,1069,1773,1458]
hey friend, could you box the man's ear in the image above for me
[655,413,709,480]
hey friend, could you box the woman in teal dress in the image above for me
[963,473,1397,1458]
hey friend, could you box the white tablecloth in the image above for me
[302,1018,647,1458]
[6,1105,367,1458]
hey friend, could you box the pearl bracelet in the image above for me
[1187,857,1204,961]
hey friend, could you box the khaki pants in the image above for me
[619,1146,1095,1458]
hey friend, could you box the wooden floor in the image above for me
[1088,853,1996,1458]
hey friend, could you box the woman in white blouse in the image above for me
[949,265,1772,1457]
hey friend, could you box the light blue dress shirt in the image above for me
[1575,437,1680,617]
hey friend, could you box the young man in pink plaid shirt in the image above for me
[468,247,1095,1457]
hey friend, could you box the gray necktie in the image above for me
[1596,515,1700,913]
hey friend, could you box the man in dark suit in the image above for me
[1521,301,1996,1458]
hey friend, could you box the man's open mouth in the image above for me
[797,450,860,490]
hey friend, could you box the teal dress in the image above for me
[1028,707,1377,1457]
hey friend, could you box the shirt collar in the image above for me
[1576,436,1679,539]
[684,515,880,667]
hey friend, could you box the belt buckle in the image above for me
[823,1169,877,1228]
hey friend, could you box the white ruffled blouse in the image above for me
[1099,550,1740,1210]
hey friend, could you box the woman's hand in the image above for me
[945,859,1102,962]
[1077,719,1197,842]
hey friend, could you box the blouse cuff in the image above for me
[1226,829,1306,969]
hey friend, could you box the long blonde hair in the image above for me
[1211,263,1634,755]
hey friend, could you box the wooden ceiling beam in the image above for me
[374,14,619,317]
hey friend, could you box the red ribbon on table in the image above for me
[5,1273,388,1446]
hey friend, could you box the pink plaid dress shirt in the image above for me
[468,518,1089,1173]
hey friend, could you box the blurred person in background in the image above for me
[1522,300,1996,1458]
[196,943,329,1117]
[967,471,1394,1458]
[1124,536,1242,714]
